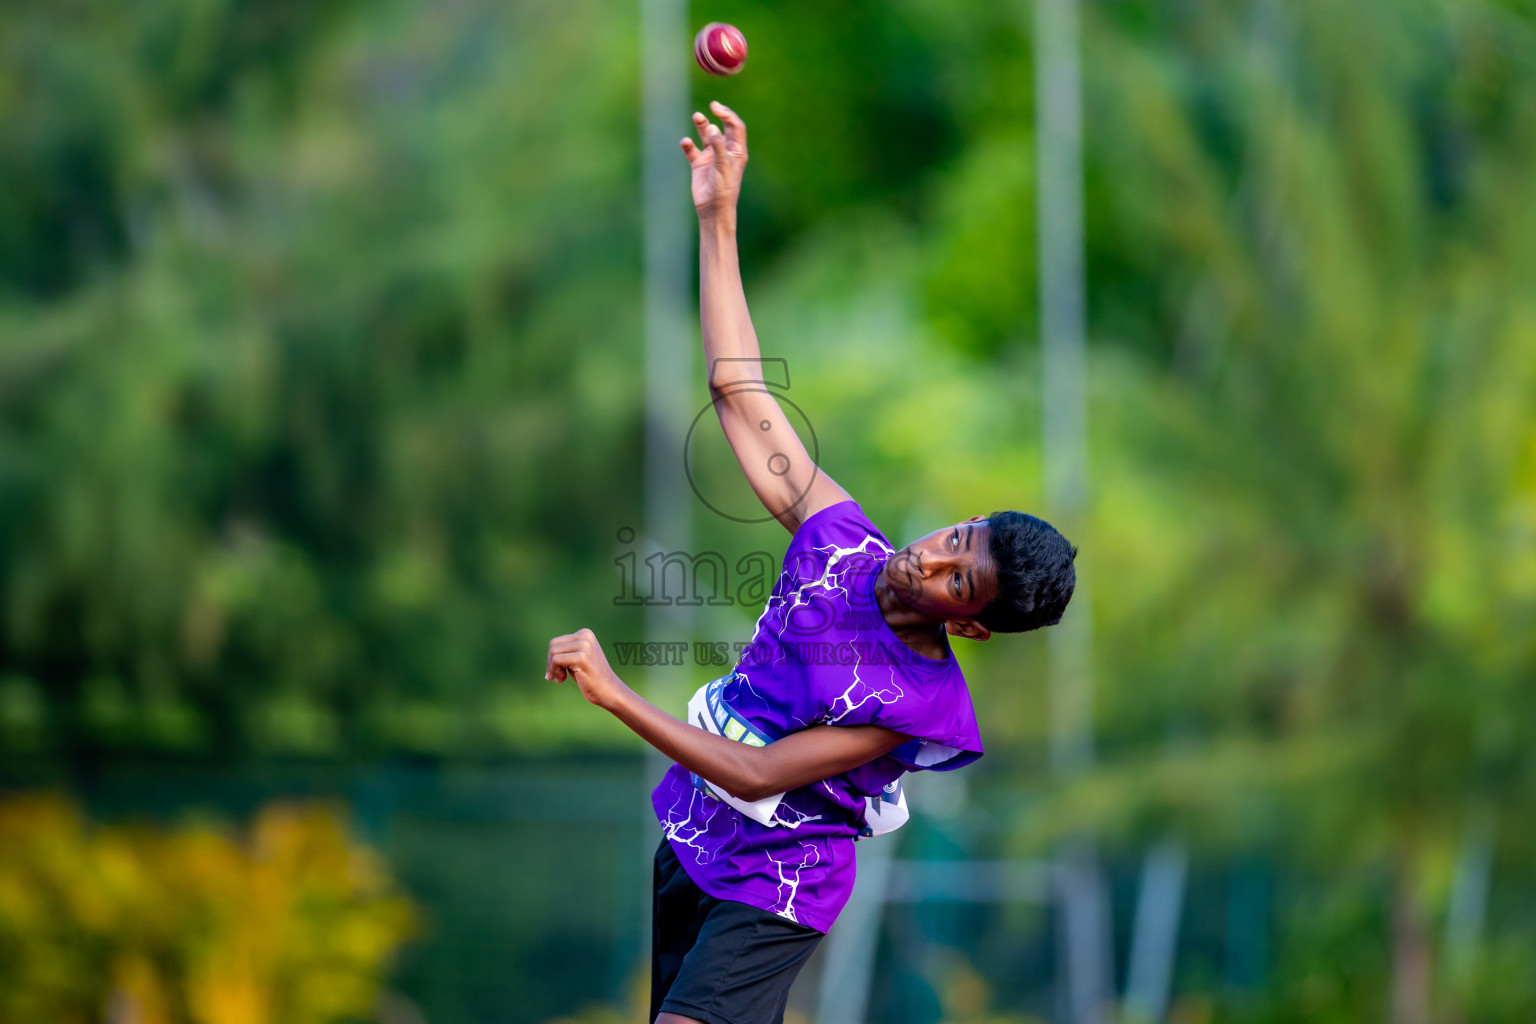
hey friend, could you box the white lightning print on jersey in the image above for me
[733,533,907,730]
[659,784,730,864]
[769,803,824,830]
[768,841,821,922]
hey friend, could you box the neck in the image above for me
[874,565,949,659]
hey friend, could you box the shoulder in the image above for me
[783,500,891,581]
[791,500,888,548]
[778,474,855,535]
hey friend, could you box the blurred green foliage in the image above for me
[3,0,1536,1018]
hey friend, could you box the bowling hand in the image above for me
[682,101,748,219]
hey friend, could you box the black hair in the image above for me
[977,511,1077,633]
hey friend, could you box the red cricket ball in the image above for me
[694,22,748,76]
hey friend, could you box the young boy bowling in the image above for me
[545,101,1077,1024]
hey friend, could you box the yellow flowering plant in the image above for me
[0,795,416,1024]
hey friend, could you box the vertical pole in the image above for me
[1124,839,1188,1022]
[1443,814,1494,981]
[641,1,692,590]
[814,838,897,1024]
[639,0,693,994]
[1034,0,1109,1021]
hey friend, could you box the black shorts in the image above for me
[651,838,825,1024]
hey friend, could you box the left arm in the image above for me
[547,628,910,801]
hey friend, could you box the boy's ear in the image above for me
[945,618,991,642]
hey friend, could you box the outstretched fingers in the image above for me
[698,114,728,161]
[710,100,747,154]
[683,111,716,166]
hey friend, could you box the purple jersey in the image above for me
[650,500,984,932]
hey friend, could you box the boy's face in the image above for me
[883,515,999,636]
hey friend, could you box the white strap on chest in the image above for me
[686,679,785,826]
[684,674,912,838]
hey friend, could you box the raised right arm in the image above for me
[683,103,851,534]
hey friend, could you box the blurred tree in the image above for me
[4,0,1536,1016]
[1,0,656,760]
[0,0,974,762]
[1014,1,1536,1020]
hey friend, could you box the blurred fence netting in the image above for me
[0,760,1273,1024]
[1,760,652,1024]
[5,757,1536,1023]
[0,760,1082,1024]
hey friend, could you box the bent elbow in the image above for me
[723,779,770,803]
[711,751,782,803]
[720,767,776,804]
[708,384,745,413]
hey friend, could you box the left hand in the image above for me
[546,628,627,709]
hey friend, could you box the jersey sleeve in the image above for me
[830,673,984,773]
[780,500,884,586]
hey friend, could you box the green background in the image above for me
[3,0,1536,1020]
